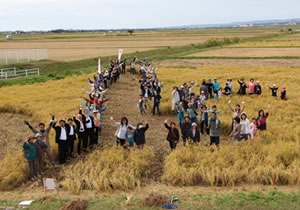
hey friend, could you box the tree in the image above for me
[128,30,134,35]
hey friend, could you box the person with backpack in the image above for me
[208,112,221,146]
[134,122,149,150]
[164,120,180,150]
[23,136,37,181]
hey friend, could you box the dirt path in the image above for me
[100,73,176,180]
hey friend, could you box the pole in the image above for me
[98,58,101,74]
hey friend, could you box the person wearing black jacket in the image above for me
[238,79,247,95]
[66,118,76,157]
[206,79,213,99]
[80,109,95,149]
[254,81,262,95]
[153,91,161,115]
[73,114,86,155]
[181,117,191,146]
[52,119,69,164]
[134,122,149,150]
[188,122,201,144]
[164,120,180,150]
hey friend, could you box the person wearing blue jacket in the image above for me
[23,136,37,181]
[212,79,220,96]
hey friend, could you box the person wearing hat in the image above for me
[52,118,69,164]
[224,82,231,96]
[227,79,233,94]
[164,119,180,150]
[269,84,279,97]
[134,122,149,150]
[93,109,101,145]
[208,112,221,146]
[200,80,209,100]
[24,116,55,166]
[23,136,37,181]
[188,122,200,144]
[254,81,262,95]
[199,91,206,105]
[34,132,48,175]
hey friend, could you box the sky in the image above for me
[0,0,299,31]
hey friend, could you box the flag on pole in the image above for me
[98,58,101,74]
[118,49,123,62]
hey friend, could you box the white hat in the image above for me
[192,122,197,127]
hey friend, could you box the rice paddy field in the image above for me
[1,27,300,209]
[0,28,273,61]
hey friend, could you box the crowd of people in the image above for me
[165,78,281,150]
[22,56,286,180]
[136,60,163,116]
[22,57,127,180]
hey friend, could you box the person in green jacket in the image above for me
[23,136,37,181]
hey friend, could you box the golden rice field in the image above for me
[0,29,269,61]
[0,61,300,192]
[0,73,94,190]
[61,146,155,194]
[187,47,300,57]
[157,65,300,186]
[229,40,300,47]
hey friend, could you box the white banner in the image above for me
[118,49,123,61]
[98,58,101,74]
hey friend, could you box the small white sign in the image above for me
[43,178,57,191]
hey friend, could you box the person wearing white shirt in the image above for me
[53,119,68,164]
[240,113,251,140]
[66,118,76,157]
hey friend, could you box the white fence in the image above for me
[0,49,48,65]
[0,67,40,80]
